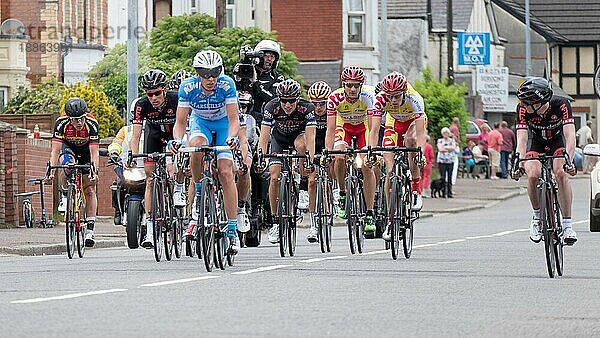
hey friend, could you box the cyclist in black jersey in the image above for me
[513,77,578,245]
[129,69,179,248]
[257,79,317,244]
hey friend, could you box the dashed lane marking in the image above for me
[11,289,128,304]
[139,275,220,287]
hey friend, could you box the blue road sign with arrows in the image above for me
[458,32,490,65]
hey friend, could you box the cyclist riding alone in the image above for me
[170,50,242,253]
[512,77,578,245]
[257,79,317,244]
[371,71,427,238]
[129,69,178,249]
[306,80,333,243]
[326,66,378,234]
[47,97,100,247]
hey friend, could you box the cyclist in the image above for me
[47,97,99,247]
[512,77,578,245]
[306,81,332,243]
[129,69,178,249]
[325,66,377,234]
[371,72,427,240]
[236,91,254,233]
[170,50,242,253]
[168,69,193,92]
[257,79,317,244]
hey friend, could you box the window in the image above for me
[347,0,365,43]
[191,0,196,12]
[226,0,235,28]
[0,87,7,112]
[554,45,598,97]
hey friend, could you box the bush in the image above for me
[413,68,469,146]
[1,77,64,115]
[61,82,123,138]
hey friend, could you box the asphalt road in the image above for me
[2,179,599,337]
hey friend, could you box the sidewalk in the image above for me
[0,174,587,256]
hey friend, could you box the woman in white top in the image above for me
[437,127,457,198]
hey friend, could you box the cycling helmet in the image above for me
[375,81,383,95]
[517,77,553,105]
[381,71,407,93]
[276,79,301,98]
[193,50,223,69]
[64,97,88,118]
[340,66,365,83]
[168,69,192,91]
[238,91,253,109]
[140,69,167,91]
[255,39,281,68]
[308,81,332,101]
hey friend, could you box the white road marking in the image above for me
[359,250,388,256]
[437,239,467,245]
[139,275,220,287]
[232,265,292,275]
[573,219,589,225]
[300,255,347,263]
[11,289,128,304]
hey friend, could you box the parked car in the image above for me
[466,119,487,144]
[582,143,600,232]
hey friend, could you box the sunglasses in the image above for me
[280,98,298,105]
[196,66,222,79]
[312,101,327,107]
[343,82,362,89]
[70,116,86,123]
[146,90,163,98]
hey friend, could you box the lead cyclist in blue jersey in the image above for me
[170,50,242,253]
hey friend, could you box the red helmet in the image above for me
[340,66,365,83]
[381,71,407,93]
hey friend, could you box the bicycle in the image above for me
[14,178,53,228]
[370,146,422,260]
[173,151,192,259]
[178,144,245,272]
[260,149,309,257]
[314,154,335,253]
[512,151,573,278]
[45,162,95,259]
[129,151,176,263]
[325,141,369,255]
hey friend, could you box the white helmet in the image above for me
[193,50,223,69]
[255,39,281,68]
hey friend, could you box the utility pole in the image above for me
[127,0,139,124]
[525,0,531,77]
[216,0,226,32]
[447,0,454,84]
[381,0,388,76]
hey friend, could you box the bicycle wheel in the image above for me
[65,185,76,259]
[355,180,366,254]
[389,177,401,260]
[326,179,334,252]
[549,188,564,276]
[23,201,34,228]
[346,177,356,255]
[540,184,556,278]
[199,182,216,272]
[164,186,175,262]
[151,178,164,262]
[76,193,87,258]
[316,177,326,253]
[278,176,289,257]
[288,183,297,257]
[216,191,227,270]
[402,178,414,259]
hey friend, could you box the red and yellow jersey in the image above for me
[52,113,99,147]
[326,86,375,128]
[373,83,425,126]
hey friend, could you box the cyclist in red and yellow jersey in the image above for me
[371,72,427,242]
[325,66,378,234]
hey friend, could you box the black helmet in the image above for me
[64,97,87,118]
[375,81,383,95]
[168,69,192,91]
[276,79,301,98]
[517,77,553,105]
[141,69,167,91]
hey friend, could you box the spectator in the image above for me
[577,120,595,174]
[499,121,515,179]
[449,117,460,141]
[479,123,491,153]
[421,134,434,197]
[437,127,457,198]
[463,140,476,175]
[487,123,503,180]
[472,140,490,179]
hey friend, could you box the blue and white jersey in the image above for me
[178,74,238,121]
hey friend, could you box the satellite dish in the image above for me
[594,65,600,99]
[1,19,26,35]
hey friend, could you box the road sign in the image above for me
[476,66,509,112]
[458,32,490,66]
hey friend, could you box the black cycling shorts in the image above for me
[143,124,173,162]
[527,134,565,156]
[269,132,302,166]
[60,144,91,174]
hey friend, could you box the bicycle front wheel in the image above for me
[316,177,326,253]
[76,194,87,258]
[346,177,356,255]
[402,177,414,259]
[389,178,401,260]
[173,207,184,259]
[163,183,174,261]
[23,201,34,228]
[540,184,556,278]
[278,176,289,257]
[65,185,75,259]
[199,182,215,272]
[151,178,164,262]
[549,188,564,276]
[325,179,334,252]
[355,180,366,254]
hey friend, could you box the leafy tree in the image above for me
[413,68,469,146]
[61,82,123,138]
[1,77,65,115]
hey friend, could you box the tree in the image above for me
[413,67,469,145]
[1,77,65,115]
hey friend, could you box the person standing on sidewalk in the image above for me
[437,127,457,198]
[487,123,504,179]
[498,121,515,178]
[449,117,461,185]
[577,120,595,173]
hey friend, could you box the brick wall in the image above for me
[0,113,58,133]
[270,0,343,61]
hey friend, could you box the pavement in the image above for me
[0,174,588,256]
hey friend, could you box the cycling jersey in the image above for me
[516,96,574,141]
[327,86,375,149]
[262,98,316,142]
[52,113,99,148]
[178,74,238,121]
[132,91,178,133]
